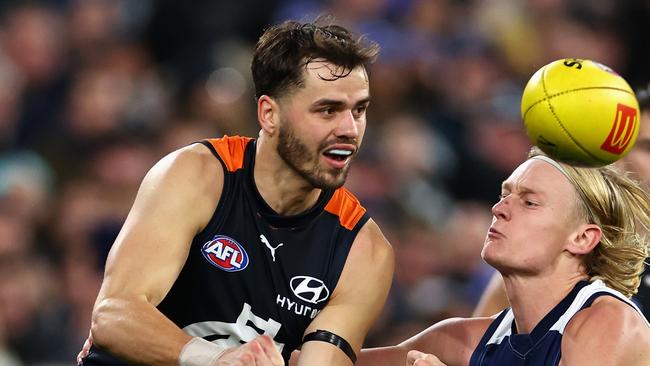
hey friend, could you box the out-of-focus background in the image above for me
[0,0,648,364]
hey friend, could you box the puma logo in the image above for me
[260,234,284,262]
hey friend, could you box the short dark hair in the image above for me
[251,17,379,100]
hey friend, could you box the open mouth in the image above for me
[322,147,355,169]
[323,148,353,161]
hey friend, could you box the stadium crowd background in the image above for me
[0,0,649,364]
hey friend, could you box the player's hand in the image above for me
[406,350,447,366]
[76,331,93,365]
[215,335,284,365]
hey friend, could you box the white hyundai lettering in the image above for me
[204,240,241,268]
[276,294,320,319]
[290,276,330,304]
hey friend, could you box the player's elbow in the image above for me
[90,297,119,349]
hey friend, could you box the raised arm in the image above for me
[560,296,650,366]
[89,144,223,364]
[296,219,394,366]
[358,317,491,366]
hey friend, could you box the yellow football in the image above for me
[521,58,640,166]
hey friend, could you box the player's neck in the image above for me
[502,273,586,334]
[254,138,322,215]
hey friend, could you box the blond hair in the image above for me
[529,148,650,297]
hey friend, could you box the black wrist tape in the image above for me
[302,329,357,364]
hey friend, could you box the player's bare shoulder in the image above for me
[157,143,223,188]
[136,143,224,232]
[565,295,649,337]
[354,219,394,274]
[154,143,222,196]
[561,295,650,365]
[336,218,394,304]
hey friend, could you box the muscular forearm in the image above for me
[358,346,408,366]
[91,296,192,366]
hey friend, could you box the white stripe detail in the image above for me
[549,279,649,333]
[485,310,514,346]
[485,280,649,346]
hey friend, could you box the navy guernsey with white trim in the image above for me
[470,279,649,366]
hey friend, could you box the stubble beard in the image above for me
[276,119,350,190]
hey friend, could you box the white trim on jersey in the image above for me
[549,279,650,333]
[485,279,649,347]
[485,310,514,346]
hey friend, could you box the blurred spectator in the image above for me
[0,254,76,364]
[375,112,456,228]
[1,3,65,87]
[0,56,25,149]
[1,3,70,150]
[0,151,54,224]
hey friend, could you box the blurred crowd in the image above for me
[0,0,649,364]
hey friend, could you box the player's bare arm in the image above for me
[358,316,491,366]
[296,219,394,365]
[89,143,223,365]
[559,296,650,366]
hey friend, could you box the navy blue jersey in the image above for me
[470,279,649,366]
[83,136,370,365]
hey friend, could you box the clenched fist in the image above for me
[216,335,284,366]
[406,350,447,366]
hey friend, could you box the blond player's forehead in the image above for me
[504,160,576,202]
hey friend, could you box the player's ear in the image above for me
[258,95,279,136]
[566,223,602,255]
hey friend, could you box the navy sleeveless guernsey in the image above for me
[83,136,370,365]
[470,279,649,366]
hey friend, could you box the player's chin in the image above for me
[481,242,502,265]
[325,176,347,190]
[318,171,348,190]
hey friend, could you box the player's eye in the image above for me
[353,105,367,117]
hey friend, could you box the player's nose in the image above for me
[492,196,510,220]
[335,110,359,138]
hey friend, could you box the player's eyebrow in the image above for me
[501,181,545,197]
[311,99,346,109]
[310,96,371,109]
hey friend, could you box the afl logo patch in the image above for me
[290,276,330,304]
[201,235,249,272]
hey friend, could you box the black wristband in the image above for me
[303,329,357,363]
